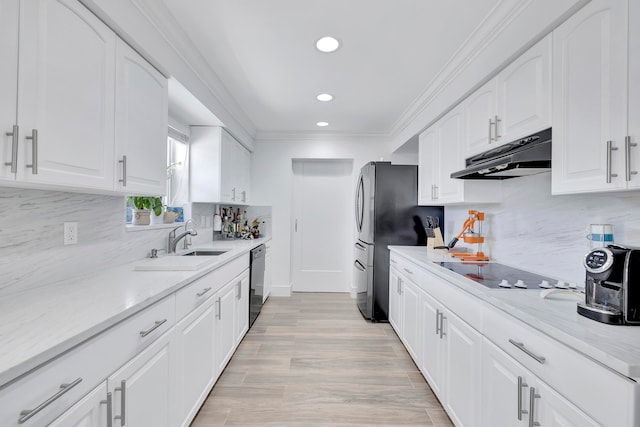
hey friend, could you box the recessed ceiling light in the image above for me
[315,36,340,53]
[316,121,329,127]
[316,93,334,102]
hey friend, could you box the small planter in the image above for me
[150,210,164,225]
[132,209,151,225]
[163,211,177,224]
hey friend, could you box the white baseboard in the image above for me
[270,284,291,297]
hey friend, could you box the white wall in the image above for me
[251,138,386,296]
[444,173,640,284]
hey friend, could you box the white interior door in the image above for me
[292,159,353,292]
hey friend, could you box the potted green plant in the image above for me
[129,196,164,225]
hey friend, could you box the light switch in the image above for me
[64,222,78,245]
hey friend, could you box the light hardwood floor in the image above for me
[191,292,453,426]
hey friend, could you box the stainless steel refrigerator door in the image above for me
[356,164,375,243]
[355,240,374,319]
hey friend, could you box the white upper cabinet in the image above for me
[191,126,251,204]
[418,105,501,206]
[114,39,168,196]
[464,79,498,157]
[496,34,552,145]
[16,0,116,190]
[463,34,551,157]
[0,0,19,182]
[0,0,167,195]
[628,0,640,190]
[552,0,630,194]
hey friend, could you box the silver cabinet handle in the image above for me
[625,136,637,181]
[18,377,83,424]
[606,140,618,183]
[101,392,113,427]
[403,268,413,275]
[355,242,367,251]
[439,313,446,339]
[494,115,501,140]
[25,129,37,174]
[197,287,212,297]
[216,297,221,320]
[232,188,236,201]
[139,318,167,337]
[390,259,397,264]
[489,118,495,143]
[517,376,529,421]
[431,184,435,200]
[119,156,127,187]
[241,190,246,202]
[528,387,541,427]
[435,309,441,336]
[114,380,126,426]
[509,339,546,364]
[236,281,241,300]
[354,260,366,272]
[5,124,18,173]
[434,185,438,200]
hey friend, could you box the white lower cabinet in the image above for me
[482,339,599,427]
[175,298,216,427]
[401,278,421,362]
[420,291,482,427]
[216,277,239,374]
[107,328,175,427]
[49,382,108,427]
[388,266,402,333]
[234,270,250,345]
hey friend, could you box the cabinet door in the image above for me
[552,0,628,194]
[220,130,237,203]
[435,106,464,204]
[388,268,402,334]
[17,0,116,190]
[175,300,216,427]
[535,380,600,427]
[234,271,250,345]
[401,278,421,362]
[49,382,108,427]
[0,0,19,181]
[264,247,272,302]
[215,281,237,373]
[238,144,251,204]
[628,0,640,189]
[114,39,168,195]
[497,34,552,144]
[444,311,482,427]
[481,339,529,427]
[418,126,438,205]
[420,292,444,397]
[464,79,498,157]
[108,330,174,427]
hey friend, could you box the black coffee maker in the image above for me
[578,245,640,325]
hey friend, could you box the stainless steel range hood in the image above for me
[451,128,552,180]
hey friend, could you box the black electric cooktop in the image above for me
[435,261,560,289]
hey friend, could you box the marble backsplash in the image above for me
[0,188,189,296]
[444,173,640,284]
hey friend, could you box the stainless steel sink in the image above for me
[181,250,228,256]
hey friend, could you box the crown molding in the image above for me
[254,130,389,144]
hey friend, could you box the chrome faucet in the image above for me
[168,221,198,253]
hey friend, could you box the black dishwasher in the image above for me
[249,244,266,327]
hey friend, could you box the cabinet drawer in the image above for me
[176,271,218,320]
[390,253,419,284]
[217,254,249,286]
[482,303,638,426]
[0,295,175,427]
[422,269,482,330]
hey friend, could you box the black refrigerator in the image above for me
[354,162,444,321]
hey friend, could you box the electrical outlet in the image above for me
[64,222,78,245]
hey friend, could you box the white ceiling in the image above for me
[160,0,501,138]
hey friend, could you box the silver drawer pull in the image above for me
[509,339,546,364]
[529,387,541,427]
[606,140,618,183]
[197,287,212,297]
[114,380,126,426]
[101,392,113,427]
[5,124,18,173]
[139,319,167,337]
[119,156,127,187]
[25,129,38,174]
[517,376,529,421]
[18,377,83,424]
[403,268,413,275]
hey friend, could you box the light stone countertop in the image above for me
[389,245,640,380]
[0,238,270,389]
